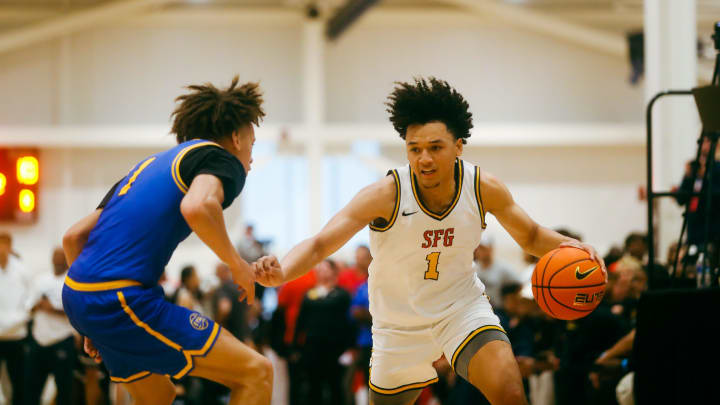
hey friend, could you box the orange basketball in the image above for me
[532,246,606,320]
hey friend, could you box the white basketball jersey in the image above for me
[368,159,488,327]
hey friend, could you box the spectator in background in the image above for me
[338,245,371,295]
[0,232,28,405]
[554,274,630,405]
[174,265,205,314]
[473,233,522,308]
[608,233,647,274]
[237,224,265,263]
[277,267,317,405]
[295,259,352,405]
[172,265,205,405]
[350,278,372,396]
[211,263,251,342]
[24,247,77,405]
[675,138,720,247]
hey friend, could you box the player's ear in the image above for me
[456,138,463,157]
[231,130,242,151]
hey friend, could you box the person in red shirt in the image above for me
[337,245,371,295]
[277,269,316,405]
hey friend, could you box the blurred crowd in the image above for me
[0,224,693,405]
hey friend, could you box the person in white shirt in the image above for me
[473,233,523,309]
[24,247,77,405]
[0,232,29,405]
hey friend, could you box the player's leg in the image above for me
[463,339,527,405]
[123,374,176,405]
[369,388,423,405]
[436,293,526,405]
[189,327,273,405]
[368,324,440,405]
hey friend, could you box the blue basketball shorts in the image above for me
[62,276,221,383]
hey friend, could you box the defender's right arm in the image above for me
[264,175,396,286]
[181,174,256,304]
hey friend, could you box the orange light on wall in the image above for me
[19,189,35,213]
[0,173,5,196]
[17,156,39,185]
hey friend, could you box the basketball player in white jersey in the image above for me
[255,77,605,405]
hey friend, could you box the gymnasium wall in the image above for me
[0,11,651,277]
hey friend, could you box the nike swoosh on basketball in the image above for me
[575,266,599,280]
[402,211,418,216]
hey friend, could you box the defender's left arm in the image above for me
[482,172,606,274]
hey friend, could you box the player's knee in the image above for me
[233,356,273,388]
[496,383,527,405]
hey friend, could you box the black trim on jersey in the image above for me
[97,179,123,209]
[179,145,247,209]
[410,159,463,221]
[474,166,487,229]
[369,169,400,232]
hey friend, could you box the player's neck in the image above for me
[417,176,456,213]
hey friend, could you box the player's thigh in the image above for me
[467,340,527,405]
[369,388,422,405]
[189,327,272,387]
[124,373,175,405]
[369,324,441,399]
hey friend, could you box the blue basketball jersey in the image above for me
[69,139,244,286]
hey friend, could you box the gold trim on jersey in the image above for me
[117,291,184,352]
[474,166,487,229]
[171,141,223,194]
[368,371,438,395]
[410,159,463,221]
[174,323,220,379]
[110,371,151,383]
[369,170,400,232]
[450,325,506,371]
[64,276,142,292]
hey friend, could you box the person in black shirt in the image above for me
[212,263,251,342]
[294,259,352,405]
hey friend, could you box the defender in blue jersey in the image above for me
[61,77,277,405]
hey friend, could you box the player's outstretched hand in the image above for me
[559,240,607,282]
[84,337,102,364]
[253,255,284,288]
[231,261,256,305]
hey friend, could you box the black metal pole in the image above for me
[646,90,694,289]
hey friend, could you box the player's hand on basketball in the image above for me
[253,255,284,287]
[231,261,256,305]
[559,240,607,282]
[84,337,102,364]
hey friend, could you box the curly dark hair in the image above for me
[171,76,265,144]
[385,77,473,144]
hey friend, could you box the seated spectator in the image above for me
[554,277,630,405]
[24,247,77,405]
[473,234,522,308]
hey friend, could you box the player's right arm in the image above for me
[62,178,122,266]
[62,209,102,266]
[262,175,396,286]
[180,174,255,304]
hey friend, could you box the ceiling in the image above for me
[0,0,718,49]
